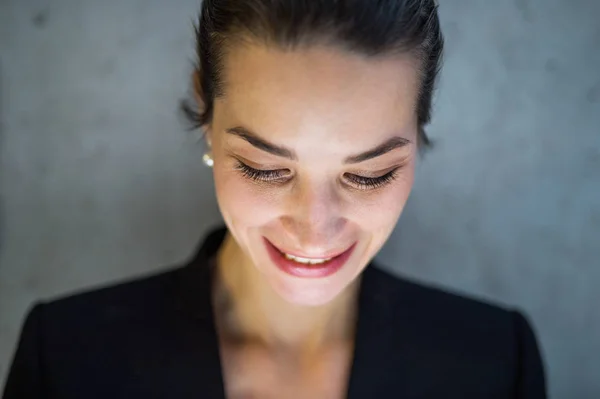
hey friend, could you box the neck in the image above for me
[213,232,360,351]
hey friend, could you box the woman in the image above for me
[4,0,547,398]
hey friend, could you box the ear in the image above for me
[192,70,213,145]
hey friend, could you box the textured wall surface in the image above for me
[1,0,599,397]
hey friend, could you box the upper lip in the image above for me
[266,238,353,259]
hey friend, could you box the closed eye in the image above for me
[234,160,401,190]
[343,168,400,190]
[234,161,291,183]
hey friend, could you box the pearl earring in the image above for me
[202,153,214,168]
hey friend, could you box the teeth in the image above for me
[283,253,333,265]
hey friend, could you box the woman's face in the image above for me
[207,42,420,306]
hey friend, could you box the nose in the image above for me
[281,178,346,252]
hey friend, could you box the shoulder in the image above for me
[12,266,190,375]
[360,264,547,397]
[35,266,183,327]
[365,263,522,329]
[3,267,192,397]
[9,227,221,372]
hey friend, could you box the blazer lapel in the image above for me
[170,227,228,398]
[346,264,413,398]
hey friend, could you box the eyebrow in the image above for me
[225,126,411,164]
[344,136,411,164]
[226,126,297,160]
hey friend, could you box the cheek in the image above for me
[347,166,414,259]
[352,168,414,229]
[213,166,280,229]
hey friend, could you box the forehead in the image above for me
[215,42,420,148]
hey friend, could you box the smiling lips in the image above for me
[264,238,356,278]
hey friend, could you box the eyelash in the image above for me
[344,169,399,190]
[234,161,291,184]
[234,161,399,190]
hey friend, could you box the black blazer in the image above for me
[3,227,547,398]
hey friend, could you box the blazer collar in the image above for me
[176,226,228,322]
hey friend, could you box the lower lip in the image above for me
[264,238,356,278]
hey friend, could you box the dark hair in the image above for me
[182,0,444,148]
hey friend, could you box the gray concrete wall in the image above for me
[1,0,598,397]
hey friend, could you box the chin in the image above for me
[268,273,351,306]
